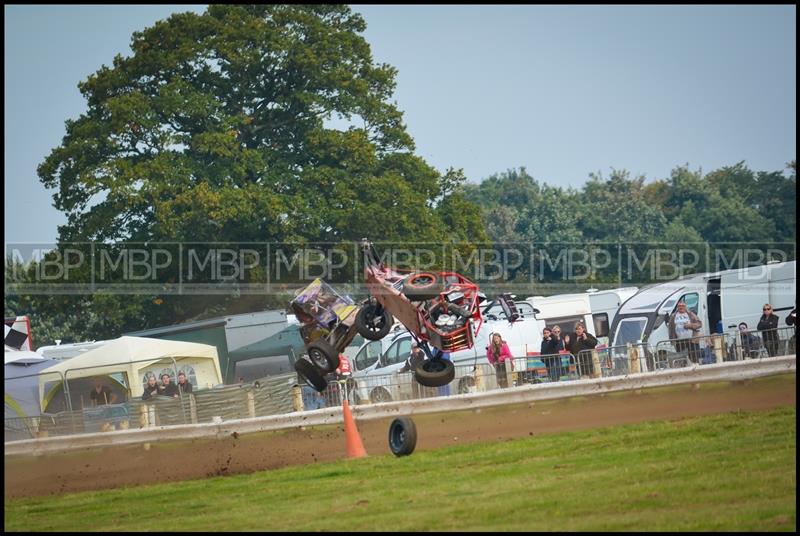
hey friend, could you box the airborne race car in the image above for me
[292,240,484,392]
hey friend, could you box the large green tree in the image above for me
[38,4,483,245]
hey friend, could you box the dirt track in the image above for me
[4,374,795,499]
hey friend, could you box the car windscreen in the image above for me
[613,317,649,347]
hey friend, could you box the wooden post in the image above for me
[291,385,304,412]
[591,349,602,379]
[734,330,743,361]
[189,394,198,424]
[139,404,149,428]
[712,335,724,364]
[246,390,256,419]
[628,344,641,374]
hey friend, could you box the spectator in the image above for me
[89,378,118,406]
[736,322,763,359]
[158,373,178,398]
[176,371,193,396]
[563,322,599,377]
[487,333,514,388]
[786,307,796,354]
[668,301,703,364]
[757,303,780,357]
[400,343,427,398]
[540,327,563,382]
[142,373,159,401]
[551,325,564,349]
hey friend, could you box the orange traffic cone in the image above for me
[342,399,367,458]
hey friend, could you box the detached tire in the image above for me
[388,417,417,457]
[294,358,328,392]
[356,304,393,341]
[414,358,455,387]
[307,340,339,373]
[403,272,444,301]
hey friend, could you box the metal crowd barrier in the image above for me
[6,325,797,441]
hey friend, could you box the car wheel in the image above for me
[388,416,417,457]
[369,387,393,403]
[294,359,327,392]
[356,304,394,341]
[402,272,444,301]
[307,340,340,373]
[414,358,455,388]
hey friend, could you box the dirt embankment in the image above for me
[4,374,795,499]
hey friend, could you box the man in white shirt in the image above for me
[668,301,703,363]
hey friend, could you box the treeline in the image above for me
[460,161,795,246]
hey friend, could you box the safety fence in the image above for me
[5,326,796,442]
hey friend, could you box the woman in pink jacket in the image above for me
[487,333,514,388]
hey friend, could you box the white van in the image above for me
[349,298,545,403]
[525,287,639,345]
[609,260,796,368]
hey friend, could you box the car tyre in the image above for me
[294,358,328,392]
[403,272,444,301]
[388,416,417,457]
[356,304,394,341]
[307,340,340,373]
[369,387,393,403]
[414,358,455,387]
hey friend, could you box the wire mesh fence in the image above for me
[5,326,796,442]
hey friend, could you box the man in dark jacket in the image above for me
[540,327,563,382]
[158,373,179,398]
[786,307,796,353]
[757,304,780,357]
[563,322,598,377]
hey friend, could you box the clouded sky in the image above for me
[4,4,796,245]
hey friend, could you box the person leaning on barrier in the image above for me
[158,373,179,398]
[563,322,598,377]
[540,327,563,382]
[400,342,426,398]
[142,373,159,401]
[487,333,514,388]
[668,301,703,364]
[736,322,763,359]
[757,303,780,357]
[177,371,193,395]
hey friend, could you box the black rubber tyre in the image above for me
[388,416,418,456]
[307,340,340,373]
[294,358,328,392]
[414,358,455,387]
[355,303,394,341]
[403,272,444,301]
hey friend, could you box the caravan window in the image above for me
[592,313,609,338]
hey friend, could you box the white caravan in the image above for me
[349,298,545,403]
[525,287,639,346]
[608,260,796,367]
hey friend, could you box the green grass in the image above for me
[5,407,796,532]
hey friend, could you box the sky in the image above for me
[4,4,796,245]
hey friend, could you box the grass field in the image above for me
[4,406,796,532]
